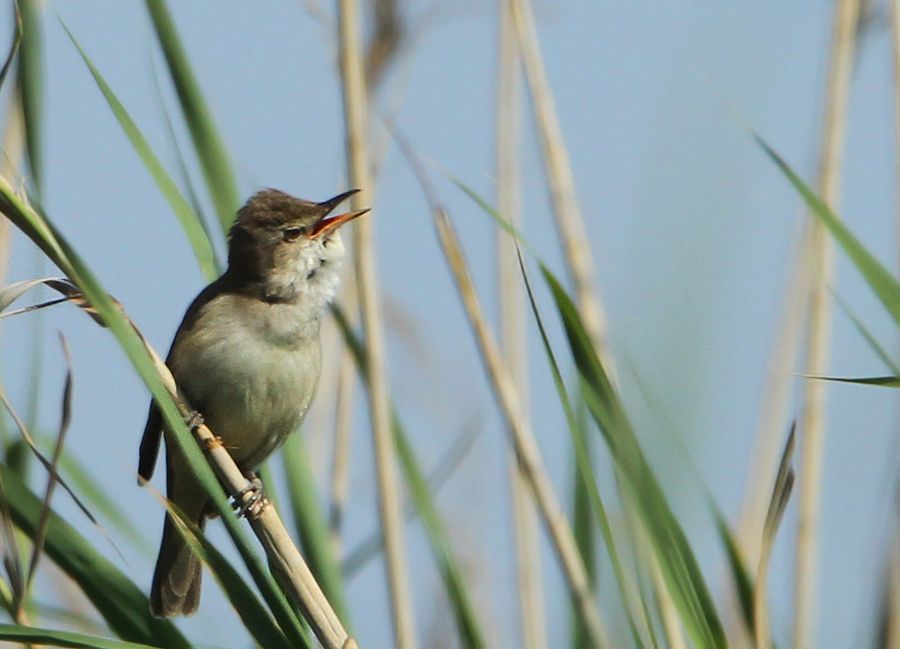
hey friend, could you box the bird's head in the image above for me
[227,188,368,303]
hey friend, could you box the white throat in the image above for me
[265,232,345,322]
[300,232,345,313]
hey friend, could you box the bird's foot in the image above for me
[185,410,205,432]
[234,475,267,519]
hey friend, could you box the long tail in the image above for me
[150,496,207,617]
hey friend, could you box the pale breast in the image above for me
[169,293,322,469]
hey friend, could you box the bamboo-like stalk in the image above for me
[496,2,547,649]
[794,2,860,649]
[508,0,609,359]
[335,0,417,647]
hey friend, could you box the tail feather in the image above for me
[150,502,206,617]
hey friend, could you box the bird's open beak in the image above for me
[310,189,369,239]
[317,189,360,215]
[309,207,370,239]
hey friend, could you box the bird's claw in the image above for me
[185,410,205,432]
[234,476,267,519]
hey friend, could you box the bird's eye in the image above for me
[283,227,306,242]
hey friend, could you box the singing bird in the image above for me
[138,188,368,617]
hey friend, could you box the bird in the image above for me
[137,188,368,617]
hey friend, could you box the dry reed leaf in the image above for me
[754,424,796,649]
[21,333,75,617]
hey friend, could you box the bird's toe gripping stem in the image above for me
[234,475,268,519]
[186,410,205,432]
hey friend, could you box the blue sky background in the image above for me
[0,1,897,648]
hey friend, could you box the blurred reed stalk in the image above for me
[418,177,609,647]
[732,248,808,648]
[18,0,44,435]
[336,0,417,647]
[327,292,359,554]
[329,0,405,556]
[305,316,341,484]
[887,538,900,649]
[649,548,687,649]
[0,92,23,296]
[893,0,900,264]
[632,465,688,645]
[496,2,547,649]
[312,254,358,534]
[755,427,795,649]
[0,92,25,455]
[734,226,810,538]
[507,1,696,642]
[886,6,900,645]
[18,0,41,196]
[508,0,610,361]
[621,498,683,649]
[794,2,860,649]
